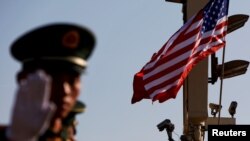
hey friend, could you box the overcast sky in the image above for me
[0,1,249,141]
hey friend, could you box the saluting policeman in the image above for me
[0,23,95,141]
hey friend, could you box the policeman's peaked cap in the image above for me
[10,23,95,73]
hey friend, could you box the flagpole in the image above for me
[218,44,226,125]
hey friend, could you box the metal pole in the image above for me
[218,44,226,124]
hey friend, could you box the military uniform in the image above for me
[0,23,95,141]
[39,101,86,141]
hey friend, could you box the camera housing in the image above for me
[157,119,174,132]
[209,103,222,117]
[228,101,237,117]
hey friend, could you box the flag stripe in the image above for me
[143,16,198,70]
[143,25,202,74]
[144,39,200,80]
[145,61,186,90]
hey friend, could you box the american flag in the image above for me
[131,0,229,104]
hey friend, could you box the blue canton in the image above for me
[202,0,229,33]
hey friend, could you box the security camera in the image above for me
[157,119,175,141]
[228,101,237,118]
[157,119,172,132]
[209,103,222,117]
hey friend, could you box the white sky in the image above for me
[0,1,249,141]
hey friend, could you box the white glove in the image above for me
[6,70,56,141]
